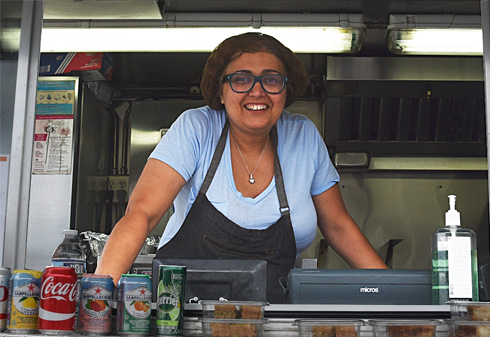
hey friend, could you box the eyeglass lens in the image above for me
[229,74,285,94]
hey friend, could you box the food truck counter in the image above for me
[0,305,452,337]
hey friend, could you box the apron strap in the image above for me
[270,125,290,216]
[199,120,230,194]
[199,119,290,217]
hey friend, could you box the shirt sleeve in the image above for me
[149,108,209,181]
[308,120,340,196]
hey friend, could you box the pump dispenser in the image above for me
[431,195,478,304]
[445,195,460,227]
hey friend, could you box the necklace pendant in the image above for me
[249,174,255,184]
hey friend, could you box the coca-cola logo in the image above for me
[41,276,77,301]
[0,286,8,302]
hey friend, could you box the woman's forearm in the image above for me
[95,212,152,285]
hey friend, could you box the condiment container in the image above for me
[450,320,490,336]
[448,300,490,321]
[294,319,365,337]
[200,300,267,337]
[201,318,266,337]
[368,319,446,337]
[200,300,267,319]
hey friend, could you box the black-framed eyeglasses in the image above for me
[223,73,288,94]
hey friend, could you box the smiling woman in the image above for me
[95,32,387,304]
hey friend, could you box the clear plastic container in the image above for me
[294,319,365,337]
[431,195,479,305]
[52,229,87,276]
[200,300,267,320]
[450,319,490,336]
[368,319,446,337]
[449,300,490,321]
[201,318,265,337]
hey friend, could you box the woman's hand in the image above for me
[313,183,388,269]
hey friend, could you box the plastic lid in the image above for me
[63,229,78,235]
[445,195,461,227]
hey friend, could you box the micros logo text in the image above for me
[359,287,379,293]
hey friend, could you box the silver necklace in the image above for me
[230,127,270,184]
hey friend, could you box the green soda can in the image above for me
[156,265,186,336]
[116,274,152,335]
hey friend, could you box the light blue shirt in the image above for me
[149,106,339,254]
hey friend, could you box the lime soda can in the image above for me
[156,265,186,336]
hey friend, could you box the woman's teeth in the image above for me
[245,104,267,111]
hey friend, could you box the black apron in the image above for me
[155,120,296,303]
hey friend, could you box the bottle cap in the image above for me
[63,229,78,235]
[445,195,461,227]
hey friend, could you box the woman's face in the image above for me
[220,51,287,136]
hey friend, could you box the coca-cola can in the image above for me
[38,266,78,335]
[0,267,10,332]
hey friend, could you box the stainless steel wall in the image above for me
[101,54,490,273]
[305,169,490,270]
[126,96,489,271]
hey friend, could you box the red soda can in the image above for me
[79,274,114,335]
[38,266,78,334]
[0,267,10,332]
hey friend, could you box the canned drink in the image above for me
[0,268,11,332]
[79,274,114,335]
[38,266,78,335]
[116,274,152,335]
[156,265,186,336]
[7,270,42,333]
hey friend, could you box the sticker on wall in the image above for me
[32,115,73,174]
[35,80,76,115]
[33,78,77,174]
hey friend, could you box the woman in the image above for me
[95,32,387,303]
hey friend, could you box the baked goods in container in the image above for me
[467,305,490,321]
[230,323,258,337]
[214,304,239,319]
[455,325,490,337]
[311,325,334,336]
[335,326,357,337]
[211,323,232,337]
[387,325,435,337]
[240,305,263,319]
[210,323,258,337]
[310,325,357,337]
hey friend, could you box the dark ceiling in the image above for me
[161,0,482,18]
[109,0,484,97]
[3,0,484,96]
[160,0,482,54]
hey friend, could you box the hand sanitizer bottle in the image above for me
[431,195,479,304]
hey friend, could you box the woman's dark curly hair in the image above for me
[201,32,307,110]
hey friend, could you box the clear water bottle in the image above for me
[52,229,87,277]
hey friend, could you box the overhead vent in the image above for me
[335,96,486,156]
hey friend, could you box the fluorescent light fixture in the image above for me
[1,27,21,52]
[387,14,482,55]
[40,13,365,53]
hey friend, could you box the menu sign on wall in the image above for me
[32,79,76,174]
